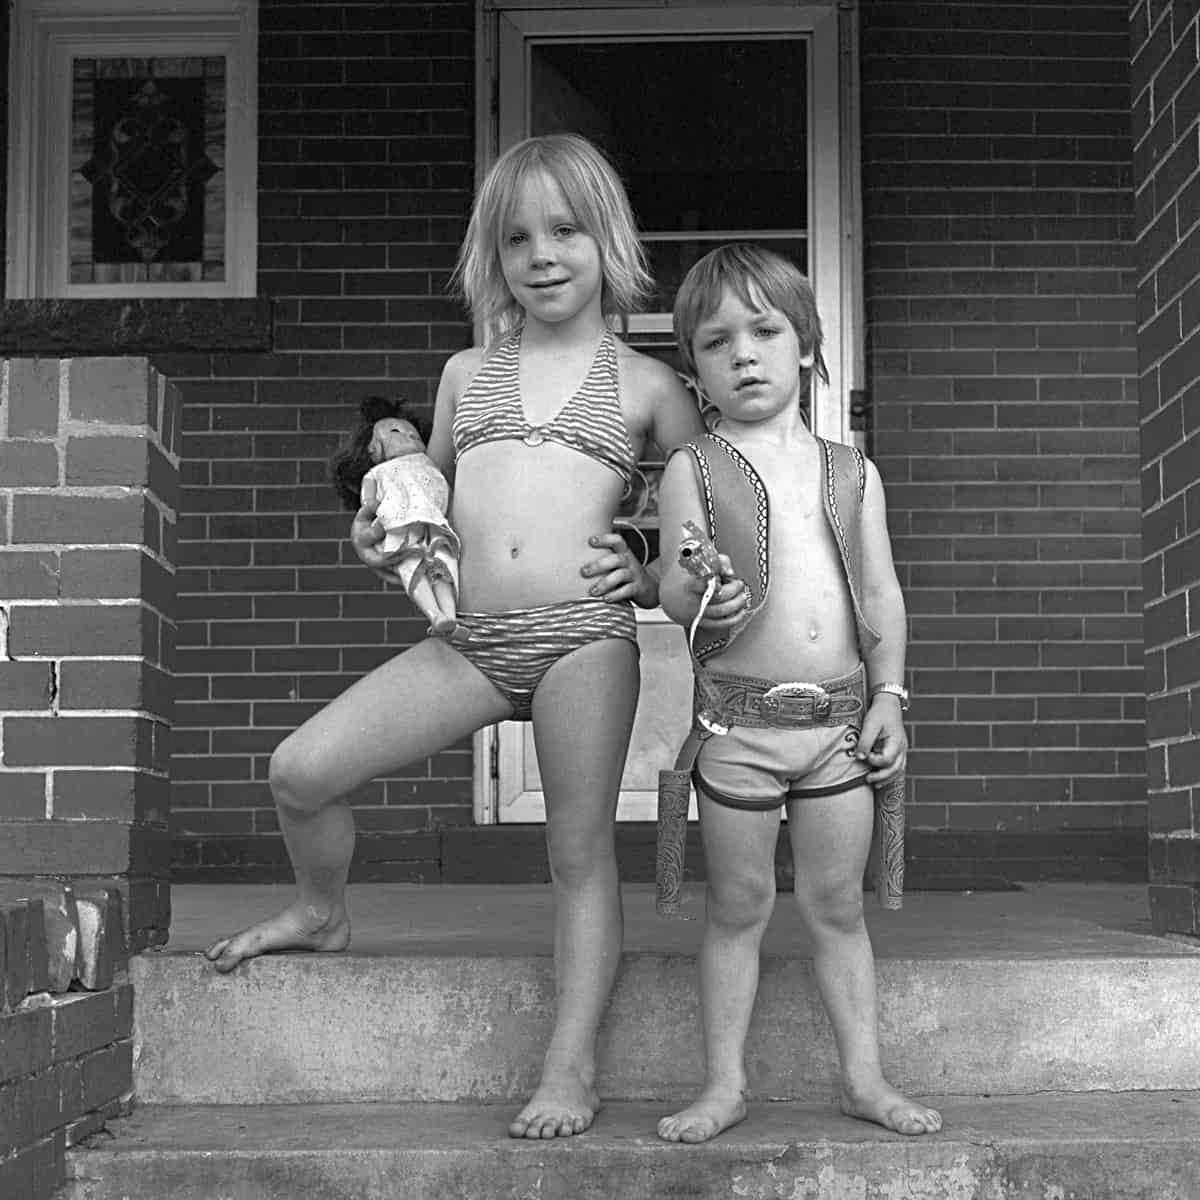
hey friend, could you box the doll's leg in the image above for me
[508,635,639,1138]
[205,638,513,971]
[394,553,456,636]
[428,542,460,631]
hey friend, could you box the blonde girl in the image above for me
[205,134,705,1140]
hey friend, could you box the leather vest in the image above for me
[669,432,882,664]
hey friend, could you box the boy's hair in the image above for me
[673,243,830,392]
[329,396,430,512]
[452,133,652,333]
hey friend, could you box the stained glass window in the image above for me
[70,56,226,284]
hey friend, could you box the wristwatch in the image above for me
[870,682,910,711]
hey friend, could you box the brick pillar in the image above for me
[1131,0,1200,936]
[0,357,179,950]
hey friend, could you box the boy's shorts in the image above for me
[693,664,870,811]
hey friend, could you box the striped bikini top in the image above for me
[451,328,636,485]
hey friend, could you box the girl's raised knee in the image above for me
[269,739,327,818]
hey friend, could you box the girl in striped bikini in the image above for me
[205,134,746,1139]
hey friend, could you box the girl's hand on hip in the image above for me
[582,531,657,607]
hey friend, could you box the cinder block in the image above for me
[0,1075,33,1159]
[24,900,51,996]
[74,888,127,991]
[79,1040,133,1112]
[57,1057,84,1126]
[0,441,59,486]
[5,604,153,660]
[68,357,153,425]
[0,662,55,710]
[29,1127,66,1200]
[65,434,150,486]
[0,550,59,599]
[1,903,31,1010]
[56,660,171,716]
[1,715,155,769]
[10,493,146,548]
[0,1006,52,1086]
[147,439,180,513]
[0,822,136,877]
[58,547,144,599]
[51,990,122,1062]
[7,358,60,437]
[0,1142,34,1200]
[52,770,169,824]
[65,1095,125,1148]
[0,773,48,820]
[0,883,79,993]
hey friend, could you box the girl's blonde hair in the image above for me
[673,243,829,388]
[452,133,652,332]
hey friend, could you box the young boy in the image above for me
[655,243,942,1143]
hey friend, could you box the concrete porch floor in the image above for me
[161,880,1185,960]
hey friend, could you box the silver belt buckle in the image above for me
[761,681,831,722]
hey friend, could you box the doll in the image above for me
[330,397,460,636]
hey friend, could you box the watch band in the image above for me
[870,682,910,710]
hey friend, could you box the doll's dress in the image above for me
[366,453,460,595]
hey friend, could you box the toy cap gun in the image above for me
[678,519,723,581]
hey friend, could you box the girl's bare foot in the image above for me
[508,1069,599,1139]
[429,614,457,637]
[657,1085,748,1144]
[203,902,351,973]
[841,1080,942,1135]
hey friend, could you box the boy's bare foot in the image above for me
[841,1080,942,1135]
[508,1071,599,1139]
[203,902,351,973]
[657,1085,748,1144]
[429,615,457,637]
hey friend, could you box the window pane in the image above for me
[645,234,808,313]
[530,38,808,237]
[71,55,226,284]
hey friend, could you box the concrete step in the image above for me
[64,1094,1200,1200]
[132,941,1200,1104]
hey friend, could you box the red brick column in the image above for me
[0,357,179,951]
[1130,0,1200,936]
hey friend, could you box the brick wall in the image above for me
[1131,0,1200,936]
[162,1,477,880]
[860,0,1145,880]
[0,358,177,948]
[0,889,133,1200]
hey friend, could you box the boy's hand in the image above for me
[856,696,908,784]
[582,531,658,607]
[691,556,750,630]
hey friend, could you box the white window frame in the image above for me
[7,0,257,298]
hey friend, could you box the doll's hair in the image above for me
[673,243,830,400]
[451,132,653,333]
[329,396,431,512]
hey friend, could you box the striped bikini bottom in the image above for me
[449,597,639,721]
